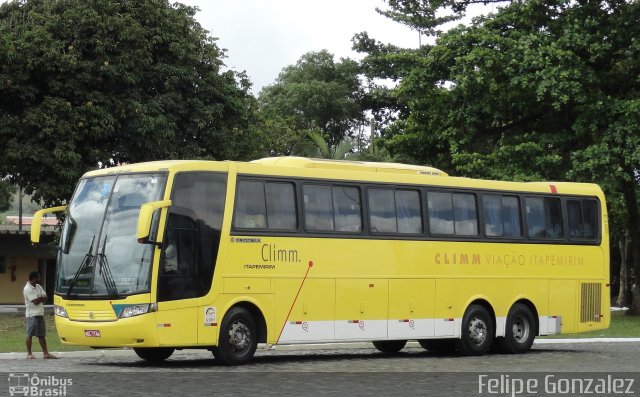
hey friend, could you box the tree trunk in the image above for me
[616,234,630,307]
[621,175,640,315]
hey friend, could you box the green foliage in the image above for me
[357,0,640,311]
[0,180,14,212]
[358,0,640,180]
[299,131,356,160]
[0,0,258,206]
[258,50,365,151]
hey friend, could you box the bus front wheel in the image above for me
[457,304,494,356]
[499,303,536,354]
[133,347,174,362]
[212,307,258,366]
[372,340,407,354]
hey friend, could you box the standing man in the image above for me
[24,271,57,359]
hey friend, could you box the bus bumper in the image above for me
[55,314,159,347]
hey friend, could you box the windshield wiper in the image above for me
[67,235,96,296]
[97,235,119,298]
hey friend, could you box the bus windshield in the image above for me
[56,173,167,297]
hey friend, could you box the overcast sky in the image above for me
[176,0,425,93]
[175,1,494,95]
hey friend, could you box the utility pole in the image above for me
[370,118,375,155]
[18,186,23,232]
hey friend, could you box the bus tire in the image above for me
[457,304,494,356]
[419,339,457,354]
[372,340,407,353]
[133,347,174,362]
[212,307,258,366]
[499,303,536,354]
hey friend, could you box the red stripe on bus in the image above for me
[550,185,558,193]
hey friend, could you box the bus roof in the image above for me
[251,157,448,176]
[81,157,603,198]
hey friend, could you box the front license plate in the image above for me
[84,330,101,337]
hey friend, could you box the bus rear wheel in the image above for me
[372,340,407,353]
[419,339,457,354]
[133,347,174,362]
[212,307,258,366]
[457,304,494,356]
[499,303,536,354]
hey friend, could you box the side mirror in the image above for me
[137,200,172,245]
[31,206,67,244]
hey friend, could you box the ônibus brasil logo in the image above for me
[8,373,72,396]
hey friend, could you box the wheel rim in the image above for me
[228,320,251,352]
[468,317,488,345]
[512,315,530,344]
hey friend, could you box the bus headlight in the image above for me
[54,305,68,318]
[119,303,157,319]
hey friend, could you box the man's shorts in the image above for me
[26,316,46,337]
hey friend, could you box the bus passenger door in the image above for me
[335,279,388,340]
[155,172,226,347]
[155,210,200,346]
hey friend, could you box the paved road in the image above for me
[1,341,639,396]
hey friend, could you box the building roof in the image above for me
[0,224,57,236]
[5,216,59,226]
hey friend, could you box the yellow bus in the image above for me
[31,157,609,365]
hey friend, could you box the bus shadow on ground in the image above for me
[87,347,580,369]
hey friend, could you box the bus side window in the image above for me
[544,198,563,239]
[526,197,563,239]
[582,200,597,239]
[234,181,267,229]
[369,188,397,233]
[333,186,362,232]
[453,193,478,236]
[483,195,522,238]
[303,184,362,233]
[567,200,584,238]
[368,188,421,235]
[304,185,334,231]
[427,192,454,235]
[502,196,522,238]
[265,182,297,230]
[568,199,598,240]
[396,190,422,234]
[483,195,503,237]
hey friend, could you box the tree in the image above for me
[258,50,365,152]
[300,131,355,160]
[0,0,259,206]
[0,180,14,213]
[355,0,640,313]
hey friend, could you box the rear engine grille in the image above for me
[580,282,602,323]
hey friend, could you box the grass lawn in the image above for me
[0,314,90,354]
